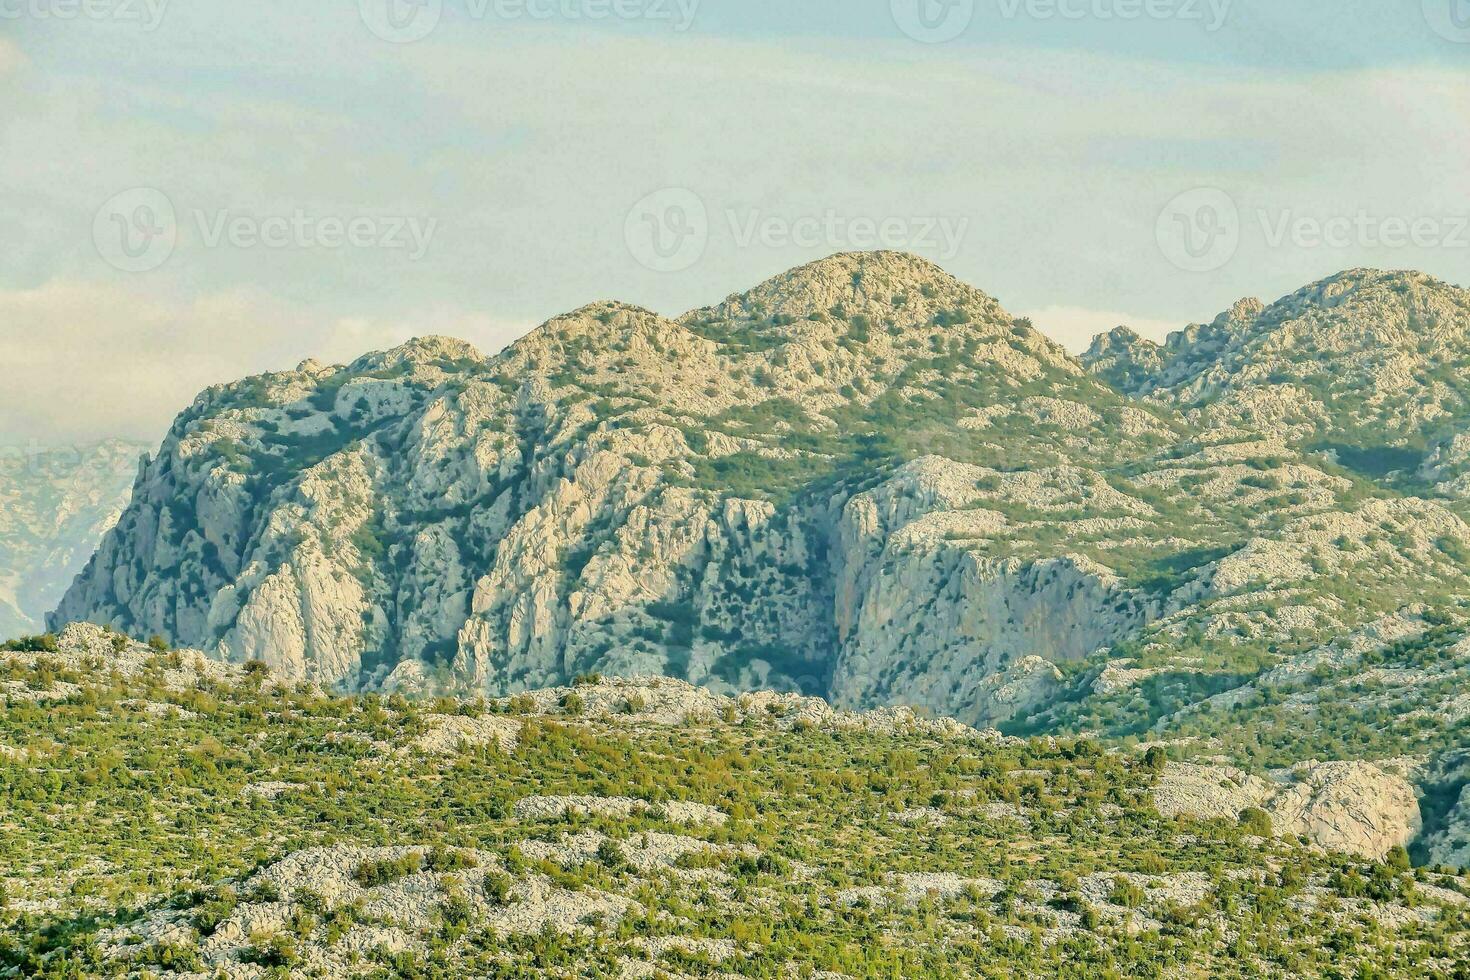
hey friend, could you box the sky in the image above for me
[1,0,1467,446]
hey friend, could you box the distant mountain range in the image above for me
[36,252,1470,865]
[0,439,144,637]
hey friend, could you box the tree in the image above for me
[1238,807,1273,838]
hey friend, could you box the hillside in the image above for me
[4,625,1468,978]
[0,440,144,637]
[44,254,1470,860]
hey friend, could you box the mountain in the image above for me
[55,251,1160,709]
[0,439,144,636]
[1083,269,1470,490]
[46,255,1470,835]
[3,625,1463,978]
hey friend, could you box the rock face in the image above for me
[1153,761,1420,860]
[1415,751,1470,868]
[1424,784,1470,869]
[827,457,1147,726]
[45,254,1470,804]
[1081,325,1163,394]
[0,440,144,636]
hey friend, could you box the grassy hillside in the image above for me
[3,627,1468,978]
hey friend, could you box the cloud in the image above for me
[1022,306,1183,355]
[0,280,529,447]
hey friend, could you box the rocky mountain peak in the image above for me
[1217,296,1266,328]
[512,302,671,350]
[1161,297,1263,358]
[1085,267,1470,458]
[747,250,960,301]
[689,250,1002,330]
[1081,325,1165,394]
[350,335,485,373]
[1284,268,1420,307]
[1082,325,1147,360]
[293,357,333,376]
[1086,324,1146,350]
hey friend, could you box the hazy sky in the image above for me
[1,0,1467,445]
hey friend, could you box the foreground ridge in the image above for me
[4,624,1469,977]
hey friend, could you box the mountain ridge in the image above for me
[42,255,1470,863]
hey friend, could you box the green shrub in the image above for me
[1239,807,1273,838]
[190,887,238,936]
[1,634,58,653]
[484,871,515,906]
[439,893,475,930]
[137,942,203,972]
[1110,879,1146,909]
[354,852,424,887]
[596,840,627,870]
[240,933,298,968]
[426,845,477,872]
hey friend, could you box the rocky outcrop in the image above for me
[827,457,1150,725]
[1081,326,1164,395]
[1423,784,1470,869]
[1153,760,1420,860]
